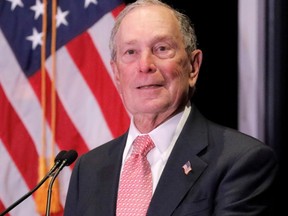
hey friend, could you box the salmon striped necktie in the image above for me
[116,135,155,216]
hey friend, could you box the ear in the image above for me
[110,60,122,94]
[188,49,203,87]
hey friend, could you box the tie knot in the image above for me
[132,135,155,156]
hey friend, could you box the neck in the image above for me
[133,106,185,134]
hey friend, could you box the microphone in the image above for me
[45,150,78,216]
[46,150,68,176]
[0,150,67,216]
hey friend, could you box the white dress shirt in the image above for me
[121,102,192,193]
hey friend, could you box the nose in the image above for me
[138,50,157,73]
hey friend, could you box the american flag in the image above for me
[0,0,129,215]
[182,161,192,175]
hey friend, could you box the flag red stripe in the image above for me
[28,70,90,159]
[0,199,10,216]
[111,4,126,18]
[66,32,130,137]
[0,86,38,189]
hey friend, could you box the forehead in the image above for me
[117,5,181,42]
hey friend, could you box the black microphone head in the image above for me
[63,150,78,166]
[54,150,68,162]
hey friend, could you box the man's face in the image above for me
[111,5,199,118]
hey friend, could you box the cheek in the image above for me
[163,62,190,86]
[116,71,134,96]
[165,62,192,96]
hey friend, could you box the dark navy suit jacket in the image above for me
[64,104,278,216]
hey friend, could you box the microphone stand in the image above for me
[0,173,51,216]
[45,161,65,216]
[45,150,78,216]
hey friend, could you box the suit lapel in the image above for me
[147,106,209,216]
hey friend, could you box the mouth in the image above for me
[137,84,163,89]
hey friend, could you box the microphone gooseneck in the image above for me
[45,150,78,216]
[47,150,68,176]
[0,150,68,216]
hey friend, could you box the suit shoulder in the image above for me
[207,120,276,156]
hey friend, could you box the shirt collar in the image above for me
[124,101,191,161]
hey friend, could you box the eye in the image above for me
[121,49,138,63]
[155,45,169,52]
[158,46,168,52]
[126,49,135,55]
[153,43,176,59]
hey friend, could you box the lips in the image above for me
[137,84,162,89]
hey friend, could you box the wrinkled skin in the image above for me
[110,5,202,133]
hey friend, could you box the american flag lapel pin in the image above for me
[182,161,192,175]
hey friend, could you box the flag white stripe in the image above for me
[89,12,116,83]
[58,167,73,206]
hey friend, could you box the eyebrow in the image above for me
[151,35,174,43]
